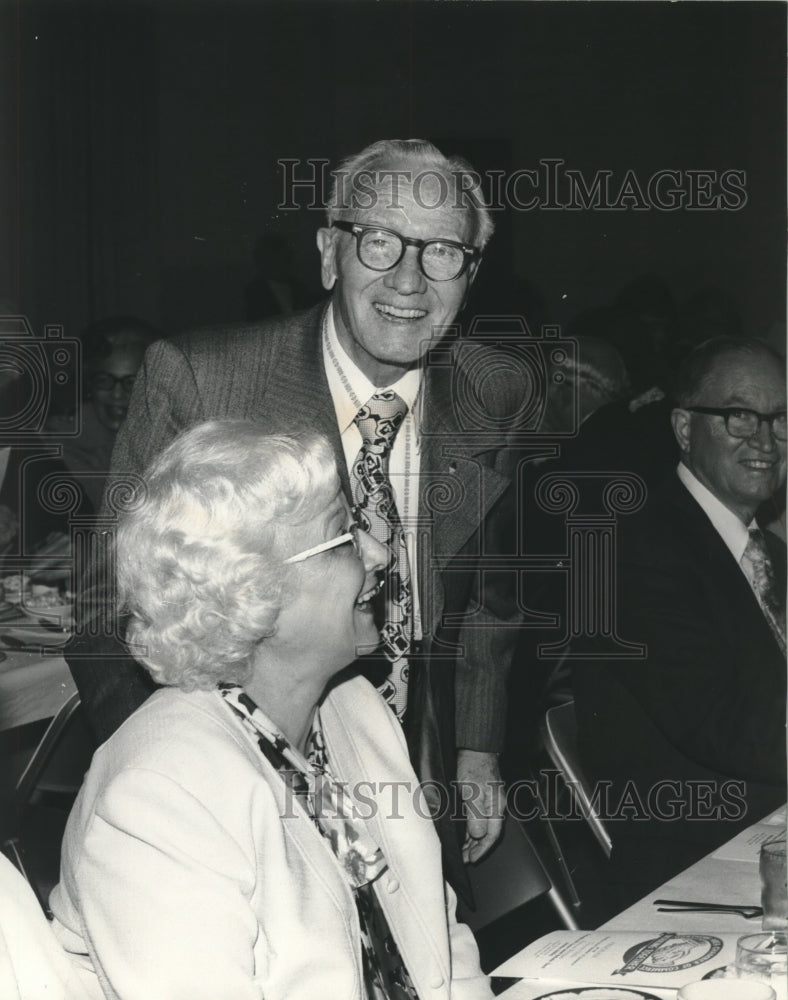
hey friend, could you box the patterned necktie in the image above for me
[351,390,411,720]
[741,527,786,655]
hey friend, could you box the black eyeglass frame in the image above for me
[332,220,481,281]
[685,406,788,441]
[88,372,137,394]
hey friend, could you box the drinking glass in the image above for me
[761,837,788,931]
[737,931,788,1000]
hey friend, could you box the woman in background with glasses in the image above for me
[49,420,492,1000]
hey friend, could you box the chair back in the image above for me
[456,814,578,935]
[3,693,93,915]
[541,699,612,857]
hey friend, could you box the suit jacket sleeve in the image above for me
[453,548,519,752]
[452,448,522,754]
[65,340,206,744]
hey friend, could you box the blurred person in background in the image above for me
[49,317,160,513]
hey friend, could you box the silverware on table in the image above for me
[653,897,763,919]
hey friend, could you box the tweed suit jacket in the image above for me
[573,472,787,896]
[67,301,520,771]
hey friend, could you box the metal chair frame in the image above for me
[540,699,612,857]
[456,812,579,939]
[2,692,84,916]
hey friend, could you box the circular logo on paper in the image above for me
[615,934,723,975]
[531,989,662,999]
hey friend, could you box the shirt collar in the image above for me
[676,462,754,563]
[323,302,421,433]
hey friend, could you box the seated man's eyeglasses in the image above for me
[686,406,788,441]
[332,220,481,282]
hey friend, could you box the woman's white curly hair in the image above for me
[116,421,338,691]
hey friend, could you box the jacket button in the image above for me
[386,878,399,893]
[429,972,444,988]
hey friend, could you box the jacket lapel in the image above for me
[668,475,785,660]
[251,303,351,499]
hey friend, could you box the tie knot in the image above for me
[744,527,769,563]
[354,390,408,451]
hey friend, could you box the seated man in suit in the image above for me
[66,138,528,895]
[573,336,786,906]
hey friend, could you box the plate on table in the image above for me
[19,584,74,627]
[19,602,74,627]
[526,990,662,1000]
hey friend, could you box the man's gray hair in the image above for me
[325,138,494,250]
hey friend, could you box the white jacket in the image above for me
[50,676,492,1000]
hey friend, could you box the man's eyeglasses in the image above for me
[332,220,481,282]
[284,523,361,564]
[89,372,136,394]
[686,406,788,441]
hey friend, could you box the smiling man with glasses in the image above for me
[573,336,787,908]
[69,139,526,898]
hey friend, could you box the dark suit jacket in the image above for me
[66,302,523,895]
[573,472,787,902]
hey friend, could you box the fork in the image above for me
[654,898,763,919]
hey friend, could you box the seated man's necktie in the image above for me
[741,527,786,655]
[351,390,411,720]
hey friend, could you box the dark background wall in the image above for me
[6,1,786,342]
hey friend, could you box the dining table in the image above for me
[493,805,787,999]
[598,805,785,935]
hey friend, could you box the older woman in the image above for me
[49,420,491,1000]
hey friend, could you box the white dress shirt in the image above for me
[322,304,423,637]
[677,462,757,581]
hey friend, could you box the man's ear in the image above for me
[457,258,482,315]
[316,228,338,291]
[671,407,692,454]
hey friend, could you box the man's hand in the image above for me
[456,748,506,864]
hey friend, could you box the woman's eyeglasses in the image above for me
[284,523,361,564]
